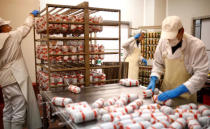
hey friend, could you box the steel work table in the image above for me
[40,84,154,129]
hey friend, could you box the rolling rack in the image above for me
[33,2,122,91]
[131,26,161,86]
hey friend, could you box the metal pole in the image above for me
[118,10,122,80]
[84,2,90,87]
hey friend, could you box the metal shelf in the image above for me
[90,79,119,84]
[35,39,48,42]
[49,79,119,87]
[139,65,153,69]
[48,21,120,26]
[45,37,119,40]
[48,21,84,25]
[49,37,85,40]
[34,1,121,88]
[49,53,85,56]
[90,65,120,69]
[90,52,119,55]
[49,83,85,88]
[36,63,85,72]
[49,52,119,56]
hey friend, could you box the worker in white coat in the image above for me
[0,10,42,129]
[147,16,209,106]
[122,33,147,80]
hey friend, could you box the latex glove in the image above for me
[142,58,147,66]
[147,76,158,92]
[158,84,189,101]
[31,10,40,17]
[134,33,141,39]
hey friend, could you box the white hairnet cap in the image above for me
[161,16,183,39]
[0,17,10,27]
[132,30,146,36]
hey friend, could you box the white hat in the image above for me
[0,17,10,27]
[161,16,183,39]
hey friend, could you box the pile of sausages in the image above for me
[35,15,103,34]
[89,91,210,129]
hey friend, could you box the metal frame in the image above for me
[34,2,122,89]
[131,25,161,30]
[192,15,210,39]
[192,15,210,52]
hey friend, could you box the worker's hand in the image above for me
[31,10,40,17]
[147,76,158,92]
[142,58,147,66]
[158,84,189,101]
[134,33,141,39]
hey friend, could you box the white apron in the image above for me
[0,33,9,49]
[10,58,42,129]
[161,54,197,107]
[1,57,42,129]
[125,47,141,80]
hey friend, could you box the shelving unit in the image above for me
[139,65,152,86]
[33,2,121,91]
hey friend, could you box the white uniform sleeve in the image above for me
[122,37,136,61]
[122,37,135,49]
[184,42,209,94]
[151,39,165,79]
[14,15,34,40]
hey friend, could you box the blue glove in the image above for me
[147,76,158,92]
[134,33,141,39]
[142,58,147,66]
[158,84,189,101]
[31,10,40,17]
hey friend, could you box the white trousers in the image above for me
[2,83,26,124]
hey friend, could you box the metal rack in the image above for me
[33,2,121,90]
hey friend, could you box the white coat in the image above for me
[122,37,144,79]
[151,33,209,94]
[122,37,143,61]
[0,15,42,129]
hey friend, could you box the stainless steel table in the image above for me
[40,84,153,129]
